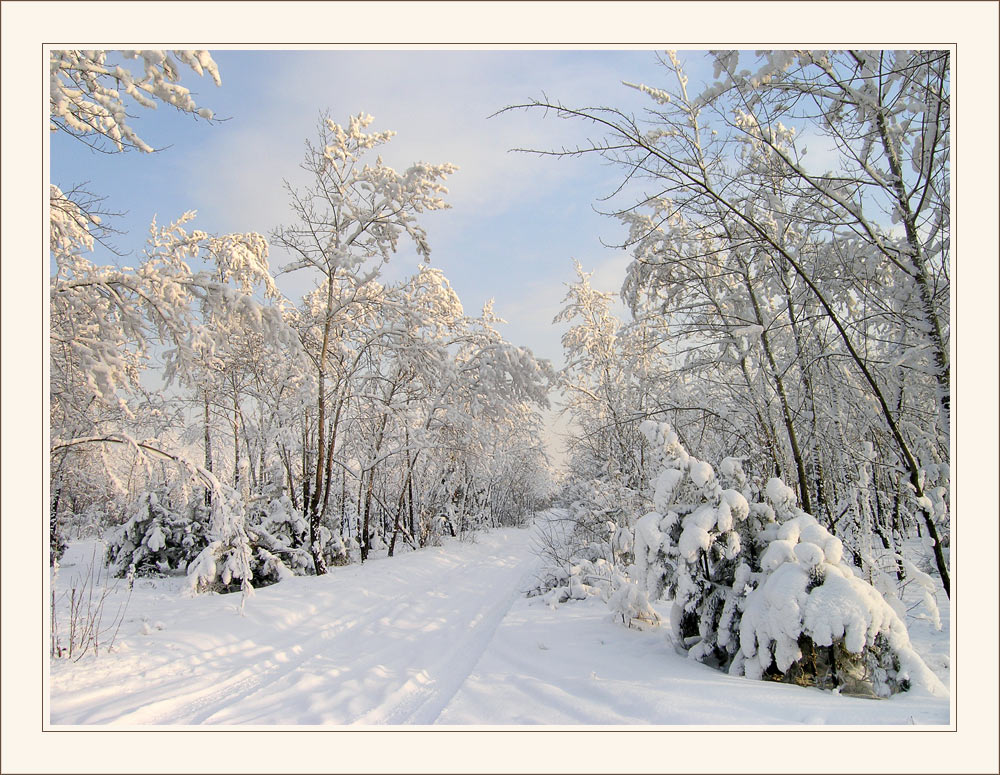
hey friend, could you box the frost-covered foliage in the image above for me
[50,185,99,255]
[51,89,555,600]
[273,113,456,277]
[50,49,220,153]
[624,420,944,697]
[512,48,951,598]
[106,490,208,577]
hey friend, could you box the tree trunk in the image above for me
[740,262,813,514]
[203,393,213,507]
[361,468,376,562]
[872,103,950,442]
[50,484,63,565]
[307,280,337,576]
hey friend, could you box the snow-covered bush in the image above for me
[185,484,255,597]
[106,489,208,577]
[527,478,639,608]
[528,562,599,606]
[606,569,661,629]
[621,420,944,697]
[243,494,310,586]
[244,493,349,587]
[187,483,351,593]
[526,531,616,607]
[736,507,946,697]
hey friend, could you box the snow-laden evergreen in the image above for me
[543,419,946,697]
[106,488,208,577]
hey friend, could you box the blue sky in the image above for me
[51,49,720,368]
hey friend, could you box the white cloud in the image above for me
[184,49,661,225]
[795,125,845,176]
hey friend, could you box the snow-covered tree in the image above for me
[554,261,652,489]
[736,480,945,698]
[627,420,945,697]
[507,48,950,597]
[272,113,457,572]
[50,181,287,599]
[50,49,220,153]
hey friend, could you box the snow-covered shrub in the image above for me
[526,520,618,608]
[186,485,255,597]
[528,477,639,607]
[623,420,944,697]
[189,484,351,593]
[529,564,599,606]
[243,494,310,586]
[632,420,769,666]
[106,490,208,577]
[606,569,661,629]
[246,493,349,585]
[736,507,946,698]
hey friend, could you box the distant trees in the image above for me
[272,113,458,570]
[554,260,650,490]
[272,115,553,570]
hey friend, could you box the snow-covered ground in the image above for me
[48,515,950,726]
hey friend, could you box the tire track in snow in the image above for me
[354,539,543,725]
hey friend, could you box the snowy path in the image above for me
[49,518,949,726]
[49,526,543,725]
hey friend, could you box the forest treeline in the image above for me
[521,50,950,696]
[50,52,554,595]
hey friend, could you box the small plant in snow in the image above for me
[528,479,638,609]
[186,484,254,599]
[51,547,131,660]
